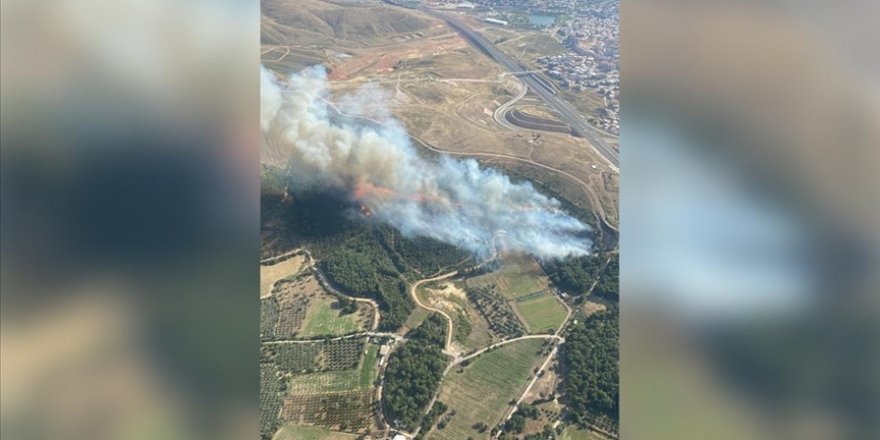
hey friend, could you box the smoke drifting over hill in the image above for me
[261,65,591,259]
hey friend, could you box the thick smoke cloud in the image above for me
[261,66,591,259]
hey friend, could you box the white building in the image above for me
[483,17,508,26]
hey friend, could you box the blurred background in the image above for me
[1,0,259,439]
[1,0,877,439]
[621,0,879,439]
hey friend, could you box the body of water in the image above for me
[528,14,555,26]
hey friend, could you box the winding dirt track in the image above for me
[408,270,460,352]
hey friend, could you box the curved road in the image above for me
[493,77,528,130]
[320,93,619,233]
[422,8,619,171]
[408,270,460,353]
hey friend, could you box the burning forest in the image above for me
[261,65,592,259]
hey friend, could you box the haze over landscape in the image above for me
[261,65,592,259]
[260,2,620,440]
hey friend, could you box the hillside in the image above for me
[262,0,442,48]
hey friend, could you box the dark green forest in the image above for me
[406,312,448,346]
[592,254,618,301]
[545,253,618,301]
[381,314,449,430]
[562,307,619,429]
[320,241,413,331]
[265,187,469,331]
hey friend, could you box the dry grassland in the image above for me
[261,256,306,298]
[262,0,619,229]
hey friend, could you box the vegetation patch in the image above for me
[561,426,613,440]
[544,253,617,304]
[268,343,322,373]
[592,255,618,301]
[403,306,432,332]
[466,285,526,340]
[261,363,285,439]
[261,254,306,298]
[275,298,310,339]
[320,242,412,331]
[562,308,619,434]
[268,339,381,436]
[513,292,567,333]
[287,369,366,394]
[264,338,366,374]
[300,295,364,337]
[382,314,449,430]
[428,338,546,440]
[273,424,361,440]
[467,257,550,300]
[415,401,448,440]
[378,228,472,277]
[261,297,280,341]
[280,390,374,433]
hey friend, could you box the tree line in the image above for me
[381,314,449,430]
[561,307,619,429]
[545,253,618,301]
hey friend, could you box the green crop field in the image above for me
[273,424,360,440]
[300,296,363,337]
[261,363,284,437]
[514,292,567,333]
[428,338,545,440]
[500,264,550,299]
[562,426,611,440]
[286,343,379,394]
[358,345,379,388]
[466,260,549,300]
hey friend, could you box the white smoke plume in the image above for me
[261,65,591,259]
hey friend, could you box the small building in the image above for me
[484,17,508,26]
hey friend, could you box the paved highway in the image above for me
[424,10,620,169]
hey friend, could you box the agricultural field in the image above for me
[261,363,285,438]
[458,304,494,352]
[261,297,280,341]
[561,426,614,440]
[261,254,306,298]
[300,295,371,337]
[263,271,374,340]
[513,291,568,333]
[427,338,546,440]
[466,255,550,300]
[466,284,526,340]
[463,254,569,335]
[264,337,367,374]
[280,390,375,433]
[271,339,382,435]
[273,424,361,440]
[286,344,379,394]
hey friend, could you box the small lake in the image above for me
[528,14,555,26]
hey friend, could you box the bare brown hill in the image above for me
[262,0,442,47]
